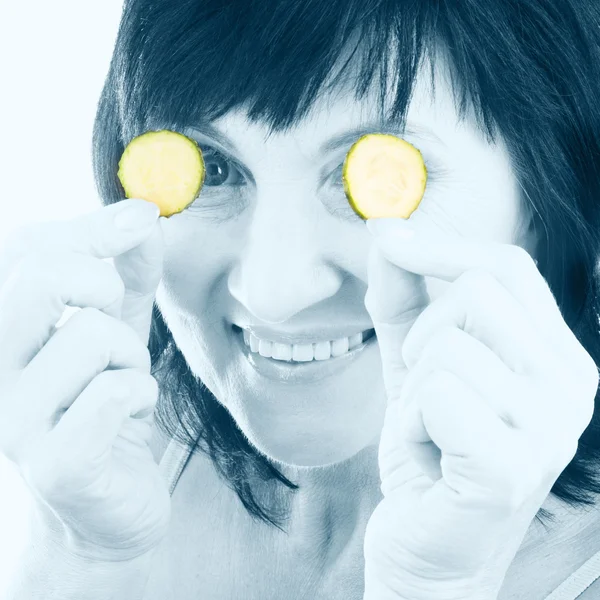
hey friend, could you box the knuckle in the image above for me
[91,367,126,391]
[479,444,542,514]
[122,333,152,371]
[468,466,525,517]
[496,462,538,512]
[67,308,113,361]
[71,306,110,334]
[96,367,156,394]
[424,326,463,359]
[530,434,575,485]
[68,309,151,370]
[422,368,458,394]
[93,370,158,419]
[501,244,537,271]
[456,267,497,295]
[4,251,126,316]
[128,369,158,398]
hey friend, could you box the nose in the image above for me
[227,192,344,325]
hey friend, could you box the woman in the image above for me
[3,0,600,598]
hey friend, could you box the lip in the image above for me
[233,325,378,385]
[240,324,375,345]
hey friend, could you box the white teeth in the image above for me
[272,342,293,361]
[241,329,371,362]
[348,332,363,349]
[292,343,314,362]
[313,341,331,360]
[331,337,349,357]
[258,339,272,358]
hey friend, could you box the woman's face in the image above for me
[155,57,537,467]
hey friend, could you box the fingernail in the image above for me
[114,200,160,230]
[367,218,415,239]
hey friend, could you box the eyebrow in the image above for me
[316,120,445,157]
[186,118,444,159]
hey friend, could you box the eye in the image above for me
[182,145,249,223]
[201,147,246,187]
[323,154,443,222]
[328,156,438,189]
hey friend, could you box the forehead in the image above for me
[202,49,467,151]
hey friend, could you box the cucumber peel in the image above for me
[342,133,427,220]
[117,130,205,218]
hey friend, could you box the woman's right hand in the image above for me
[0,199,171,563]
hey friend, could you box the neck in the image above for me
[500,494,600,597]
[270,445,600,582]
[273,443,383,559]
[517,493,600,560]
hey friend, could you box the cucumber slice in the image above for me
[342,133,427,219]
[117,129,205,218]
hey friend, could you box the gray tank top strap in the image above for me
[158,427,195,496]
[544,548,600,599]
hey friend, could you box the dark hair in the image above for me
[92,0,600,530]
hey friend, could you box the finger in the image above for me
[13,307,150,429]
[399,370,510,459]
[0,199,160,290]
[378,369,510,497]
[0,251,126,371]
[366,217,579,359]
[112,218,164,345]
[398,326,520,426]
[402,323,594,437]
[364,245,429,399]
[48,368,158,461]
[413,374,556,518]
[401,268,552,375]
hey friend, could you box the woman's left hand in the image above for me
[361,217,599,600]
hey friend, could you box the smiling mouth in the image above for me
[232,325,376,363]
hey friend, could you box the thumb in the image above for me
[112,218,164,346]
[364,244,429,405]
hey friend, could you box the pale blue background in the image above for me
[0,1,123,592]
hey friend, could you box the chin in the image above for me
[227,389,387,468]
[181,328,388,466]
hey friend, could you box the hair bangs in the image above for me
[113,0,454,145]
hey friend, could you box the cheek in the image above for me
[158,216,234,307]
[410,164,525,247]
[326,221,374,282]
